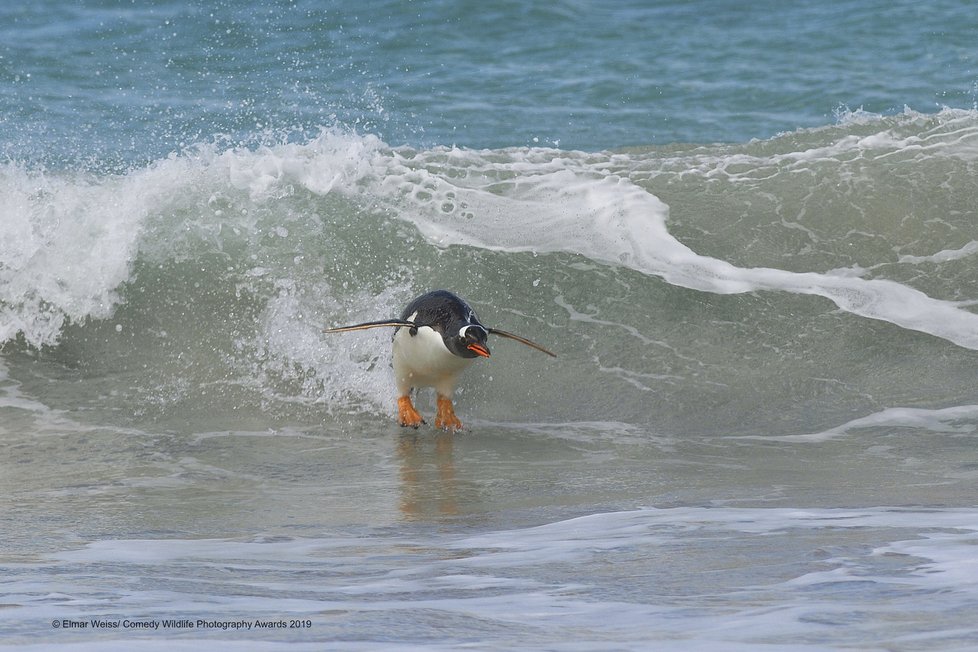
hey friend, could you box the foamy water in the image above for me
[6,505,978,650]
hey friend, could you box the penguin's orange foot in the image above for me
[435,395,463,432]
[397,396,425,428]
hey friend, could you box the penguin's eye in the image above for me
[464,326,486,342]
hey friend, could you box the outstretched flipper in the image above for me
[488,328,557,357]
[325,320,556,357]
[324,319,415,334]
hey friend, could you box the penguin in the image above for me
[324,289,556,431]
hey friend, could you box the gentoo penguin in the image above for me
[324,289,555,431]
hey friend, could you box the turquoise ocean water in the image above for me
[3,1,978,650]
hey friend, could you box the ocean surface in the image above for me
[3,1,978,650]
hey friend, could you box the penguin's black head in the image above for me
[446,323,491,359]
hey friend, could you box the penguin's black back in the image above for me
[400,290,479,334]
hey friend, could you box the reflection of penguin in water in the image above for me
[325,289,556,431]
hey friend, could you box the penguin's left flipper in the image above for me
[488,328,557,357]
[324,319,416,334]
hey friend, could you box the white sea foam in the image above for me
[0,154,222,346]
[140,130,976,365]
[10,506,977,651]
[899,240,978,264]
[746,404,978,443]
[0,164,134,345]
[253,279,409,413]
[5,122,978,355]
[342,142,978,351]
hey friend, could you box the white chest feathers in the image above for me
[392,325,474,396]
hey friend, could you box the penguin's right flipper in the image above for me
[324,319,416,334]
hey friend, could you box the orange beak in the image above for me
[467,343,491,358]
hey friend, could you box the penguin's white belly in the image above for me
[393,326,473,396]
